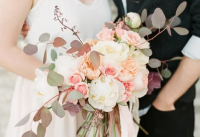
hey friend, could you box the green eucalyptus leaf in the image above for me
[173,27,189,35]
[47,71,64,86]
[15,113,30,127]
[141,9,147,23]
[52,101,65,118]
[51,49,57,61]
[139,27,152,37]
[170,56,183,61]
[48,63,55,71]
[41,107,52,128]
[118,102,128,106]
[148,58,161,68]
[67,90,84,100]
[176,1,187,17]
[161,68,172,79]
[152,8,166,29]
[39,33,50,42]
[37,123,46,137]
[140,49,152,56]
[22,131,37,137]
[83,104,95,112]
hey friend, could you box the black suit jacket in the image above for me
[113,0,200,109]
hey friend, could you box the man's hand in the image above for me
[153,56,200,111]
[21,22,30,38]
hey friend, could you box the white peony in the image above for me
[93,41,129,65]
[129,47,149,65]
[89,76,125,112]
[34,69,59,106]
[55,55,78,85]
[125,12,141,29]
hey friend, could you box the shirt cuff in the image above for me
[182,35,200,60]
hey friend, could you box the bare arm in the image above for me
[0,0,43,80]
[153,56,200,111]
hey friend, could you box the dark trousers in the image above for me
[138,101,195,137]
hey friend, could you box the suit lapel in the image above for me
[113,0,125,21]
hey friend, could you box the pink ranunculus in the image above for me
[97,28,114,41]
[121,31,141,46]
[75,82,89,98]
[66,71,85,85]
[115,28,125,38]
[123,81,135,92]
[78,53,102,80]
[101,64,120,78]
[118,57,139,82]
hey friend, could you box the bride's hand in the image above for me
[21,22,30,38]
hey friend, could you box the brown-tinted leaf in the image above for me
[78,43,91,57]
[52,101,65,118]
[161,68,172,79]
[176,1,187,16]
[37,123,46,137]
[152,8,166,29]
[41,107,52,128]
[66,47,78,54]
[145,14,153,28]
[169,16,181,27]
[53,37,67,47]
[90,51,100,69]
[39,33,50,42]
[148,58,161,68]
[47,71,64,86]
[23,44,38,55]
[141,9,147,23]
[82,109,88,120]
[63,101,82,117]
[138,27,152,37]
[43,49,47,64]
[15,113,30,127]
[22,131,37,137]
[105,22,115,29]
[33,107,44,122]
[62,92,69,104]
[79,99,86,107]
[167,27,172,36]
[140,49,152,56]
[71,40,82,50]
[173,27,189,35]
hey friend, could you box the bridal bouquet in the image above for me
[16,2,188,137]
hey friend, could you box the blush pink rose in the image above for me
[75,82,89,98]
[121,31,141,46]
[78,53,102,80]
[97,28,114,41]
[132,70,148,91]
[115,28,125,38]
[118,57,139,82]
[101,64,120,78]
[66,71,85,85]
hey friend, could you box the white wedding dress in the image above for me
[5,0,112,136]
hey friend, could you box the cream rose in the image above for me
[89,76,124,112]
[34,69,59,106]
[55,55,78,85]
[125,12,141,29]
[93,41,129,65]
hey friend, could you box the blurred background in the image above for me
[0,35,200,137]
